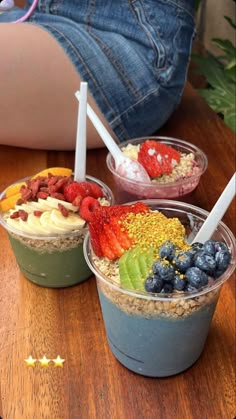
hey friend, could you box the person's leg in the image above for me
[0,22,114,150]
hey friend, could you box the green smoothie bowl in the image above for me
[0,171,114,288]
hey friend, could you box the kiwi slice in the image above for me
[119,246,155,290]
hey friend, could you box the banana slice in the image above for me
[40,211,68,234]
[19,218,37,234]
[46,197,78,212]
[7,217,36,234]
[15,201,51,212]
[36,199,56,211]
[15,203,35,213]
[51,209,85,229]
[6,217,21,231]
[27,213,49,235]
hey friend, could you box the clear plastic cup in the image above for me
[0,175,114,288]
[84,200,236,377]
[106,137,208,203]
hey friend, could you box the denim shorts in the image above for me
[1,0,195,142]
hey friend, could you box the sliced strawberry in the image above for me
[88,203,147,259]
[90,202,149,225]
[103,223,124,258]
[77,182,92,197]
[99,230,116,260]
[138,140,180,178]
[89,223,103,257]
[64,182,84,203]
[79,196,100,222]
[109,216,133,250]
[89,182,103,199]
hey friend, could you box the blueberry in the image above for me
[152,261,175,282]
[214,241,228,252]
[202,240,217,256]
[160,283,173,294]
[189,242,203,255]
[173,251,193,273]
[212,269,225,279]
[173,274,186,291]
[152,261,161,274]
[185,267,208,289]
[159,240,176,261]
[194,251,216,274]
[215,249,231,272]
[144,275,163,293]
[184,283,199,293]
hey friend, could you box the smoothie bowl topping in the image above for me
[87,202,232,296]
[121,139,203,184]
[122,138,206,184]
[106,137,208,201]
[0,167,111,238]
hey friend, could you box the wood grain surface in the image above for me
[0,83,235,419]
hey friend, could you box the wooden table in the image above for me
[0,83,235,419]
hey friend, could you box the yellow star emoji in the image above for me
[53,355,65,368]
[39,355,50,367]
[24,355,37,367]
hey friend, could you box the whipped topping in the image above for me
[4,197,86,235]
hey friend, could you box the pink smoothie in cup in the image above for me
[106,137,208,203]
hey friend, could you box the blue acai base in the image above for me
[98,288,218,377]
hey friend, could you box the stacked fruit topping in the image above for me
[143,239,231,294]
[89,203,187,260]
[1,167,106,235]
[137,140,181,178]
[89,202,149,260]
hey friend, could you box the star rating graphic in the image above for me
[53,355,65,367]
[39,355,50,367]
[24,355,65,368]
[24,355,37,367]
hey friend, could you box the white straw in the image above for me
[192,172,236,243]
[74,82,88,182]
[75,90,150,182]
[75,90,122,167]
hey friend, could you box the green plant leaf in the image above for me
[225,58,236,70]
[197,87,236,133]
[192,54,233,93]
[224,15,236,30]
[224,110,236,133]
[212,38,236,64]
[198,88,234,112]
[191,13,236,133]
[225,66,236,83]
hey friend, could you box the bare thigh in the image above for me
[0,22,114,150]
